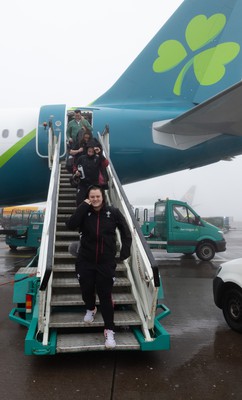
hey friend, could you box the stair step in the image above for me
[58,207,76,213]
[56,222,69,228]
[51,292,136,306]
[59,189,76,195]
[52,276,131,288]
[55,229,73,234]
[59,187,76,191]
[56,331,140,352]
[57,213,75,219]
[58,194,75,199]
[55,232,79,237]
[55,241,78,247]
[60,184,76,189]
[49,309,141,328]
[53,263,127,272]
[53,264,76,272]
[54,252,76,260]
[60,181,71,185]
[59,174,74,178]
[58,204,76,210]
[57,199,76,205]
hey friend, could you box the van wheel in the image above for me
[9,245,17,251]
[196,242,215,261]
[222,288,242,333]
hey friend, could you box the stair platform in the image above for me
[56,330,140,352]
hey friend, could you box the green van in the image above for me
[145,199,226,261]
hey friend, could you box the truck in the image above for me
[213,258,242,333]
[141,199,226,261]
[0,208,44,250]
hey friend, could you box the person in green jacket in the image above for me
[66,109,93,146]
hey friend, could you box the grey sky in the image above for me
[1,0,242,220]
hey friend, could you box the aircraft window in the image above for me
[2,129,9,138]
[17,129,24,138]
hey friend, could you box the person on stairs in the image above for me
[65,185,132,349]
[71,142,109,206]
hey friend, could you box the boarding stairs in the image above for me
[28,129,170,354]
[47,163,141,351]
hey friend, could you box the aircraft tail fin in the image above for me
[180,185,196,206]
[92,0,242,108]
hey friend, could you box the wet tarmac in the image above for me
[1,228,242,400]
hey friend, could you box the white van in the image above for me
[213,258,242,332]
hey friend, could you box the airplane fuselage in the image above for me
[1,103,242,206]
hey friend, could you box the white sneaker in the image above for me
[104,329,116,349]
[84,307,97,323]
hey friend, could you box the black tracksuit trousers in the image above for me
[76,262,115,331]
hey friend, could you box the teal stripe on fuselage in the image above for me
[0,129,36,168]
[1,135,50,205]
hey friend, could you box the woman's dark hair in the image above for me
[78,129,93,145]
[86,185,106,202]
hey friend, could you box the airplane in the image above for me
[180,185,196,205]
[1,0,242,207]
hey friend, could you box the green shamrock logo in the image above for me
[153,14,240,96]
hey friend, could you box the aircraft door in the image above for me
[36,104,66,158]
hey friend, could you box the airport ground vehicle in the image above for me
[0,209,44,250]
[9,132,170,355]
[213,258,242,333]
[141,199,226,261]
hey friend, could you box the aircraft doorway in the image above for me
[36,104,66,158]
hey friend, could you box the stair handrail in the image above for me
[48,119,58,169]
[37,134,61,334]
[98,131,160,330]
[37,134,60,289]
[98,130,159,283]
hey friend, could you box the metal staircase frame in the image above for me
[32,127,170,352]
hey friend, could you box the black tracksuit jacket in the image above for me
[66,202,132,265]
[74,153,105,187]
